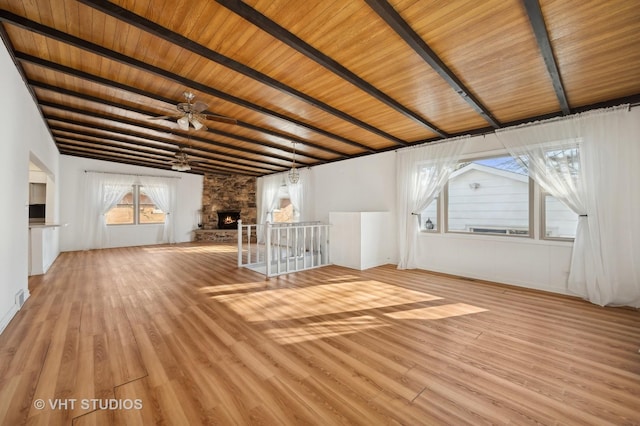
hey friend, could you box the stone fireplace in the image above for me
[195,174,257,242]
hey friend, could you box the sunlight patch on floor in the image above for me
[141,244,237,253]
[384,303,488,320]
[324,274,363,283]
[265,315,386,344]
[196,244,238,253]
[211,280,443,322]
[199,281,269,294]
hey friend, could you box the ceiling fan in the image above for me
[151,91,236,130]
[170,148,195,171]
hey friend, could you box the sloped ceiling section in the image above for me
[0,0,638,175]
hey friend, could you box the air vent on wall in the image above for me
[15,290,26,309]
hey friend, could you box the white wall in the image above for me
[311,150,398,264]
[0,42,60,333]
[330,212,392,270]
[59,155,203,251]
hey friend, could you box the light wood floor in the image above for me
[1,243,639,425]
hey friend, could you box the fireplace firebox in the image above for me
[217,210,241,229]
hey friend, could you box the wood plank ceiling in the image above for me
[1,0,639,176]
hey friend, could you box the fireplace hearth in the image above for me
[217,210,241,229]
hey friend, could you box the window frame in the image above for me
[106,185,166,226]
[443,154,534,238]
[537,143,581,242]
[540,190,577,242]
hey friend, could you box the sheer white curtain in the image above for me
[139,176,177,243]
[257,173,284,224]
[285,168,312,221]
[81,172,134,250]
[496,105,639,306]
[397,136,469,269]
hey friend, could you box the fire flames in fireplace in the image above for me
[216,210,241,229]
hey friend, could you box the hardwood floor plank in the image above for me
[129,323,173,388]
[0,242,636,425]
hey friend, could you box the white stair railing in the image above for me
[238,220,330,277]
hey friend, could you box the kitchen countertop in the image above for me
[29,223,65,228]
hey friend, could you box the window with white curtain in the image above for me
[106,185,166,225]
[415,165,440,232]
[418,197,438,232]
[272,185,299,223]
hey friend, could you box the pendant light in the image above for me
[288,142,300,184]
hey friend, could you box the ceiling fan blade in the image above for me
[149,115,178,120]
[192,101,208,113]
[204,114,237,125]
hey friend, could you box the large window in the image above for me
[446,156,531,236]
[106,186,165,225]
[417,150,580,240]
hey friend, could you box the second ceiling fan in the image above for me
[152,91,237,130]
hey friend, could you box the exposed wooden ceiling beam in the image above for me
[51,130,281,174]
[15,52,347,159]
[57,149,181,172]
[54,133,173,156]
[57,142,260,175]
[45,116,294,170]
[364,0,500,129]
[38,100,314,168]
[57,139,173,162]
[77,0,408,147]
[58,149,245,176]
[215,0,448,138]
[56,138,262,174]
[30,79,317,165]
[0,11,375,153]
[523,0,571,115]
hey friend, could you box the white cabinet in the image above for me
[29,183,46,204]
[329,212,392,270]
[29,225,60,275]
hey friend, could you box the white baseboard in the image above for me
[0,304,19,335]
[0,289,30,336]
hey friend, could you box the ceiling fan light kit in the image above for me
[177,115,190,130]
[171,163,191,172]
[169,147,195,172]
[191,117,204,130]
